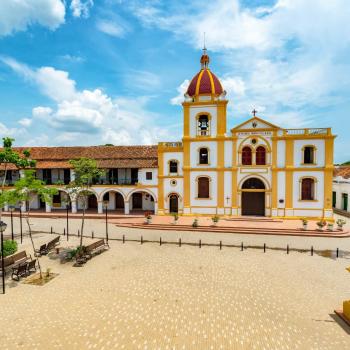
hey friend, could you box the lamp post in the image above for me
[9,205,15,241]
[103,200,109,243]
[0,221,8,294]
[66,203,69,241]
[19,207,23,244]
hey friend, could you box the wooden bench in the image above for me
[1,251,31,276]
[34,236,60,257]
[84,239,109,259]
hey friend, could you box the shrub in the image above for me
[337,218,346,227]
[173,213,179,221]
[212,215,219,223]
[316,220,327,228]
[0,240,18,257]
[301,218,308,226]
[192,218,199,228]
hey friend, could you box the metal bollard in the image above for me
[311,246,313,256]
[160,237,162,246]
[287,244,289,254]
[241,242,243,251]
[123,235,125,244]
[199,239,201,248]
[141,236,143,244]
[92,231,94,239]
[264,243,266,253]
[51,227,53,235]
[337,248,339,258]
[220,241,222,250]
[179,238,181,247]
[63,228,66,236]
[78,229,80,237]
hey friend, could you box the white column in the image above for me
[19,170,25,178]
[4,204,8,212]
[98,201,103,214]
[124,201,130,215]
[70,169,75,181]
[21,201,26,212]
[154,202,158,214]
[71,200,77,214]
[45,202,51,213]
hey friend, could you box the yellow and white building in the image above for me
[158,50,335,219]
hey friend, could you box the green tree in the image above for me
[0,137,36,235]
[7,170,58,277]
[68,158,103,249]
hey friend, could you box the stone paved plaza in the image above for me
[1,218,350,349]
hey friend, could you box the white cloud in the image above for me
[3,57,174,146]
[0,0,65,36]
[96,19,128,38]
[70,0,94,18]
[18,118,32,127]
[170,79,189,105]
[124,70,161,91]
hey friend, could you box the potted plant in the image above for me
[301,218,308,230]
[336,218,346,231]
[172,213,179,225]
[327,222,334,231]
[212,215,219,226]
[145,211,152,224]
[192,218,199,228]
[316,220,327,231]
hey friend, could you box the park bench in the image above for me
[1,251,31,276]
[84,239,109,260]
[34,236,60,257]
[11,258,37,281]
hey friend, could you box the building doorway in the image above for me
[241,178,265,216]
[169,194,178,213]
[132,192,143,209]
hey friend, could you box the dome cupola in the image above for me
[186,48,224,98]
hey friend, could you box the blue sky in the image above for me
[0,0,349,163]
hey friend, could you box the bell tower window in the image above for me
[199,148,209,165]
[197,115,210,136]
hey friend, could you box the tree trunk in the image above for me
[25,205,42,278]
[79,195,86,249]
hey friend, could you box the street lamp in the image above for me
[103,200,109,243]
[19,207,23,244]
[0,220,8,294]
[66,203,70,241]
[9,205,15,241]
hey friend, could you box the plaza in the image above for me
[1,215,350,349]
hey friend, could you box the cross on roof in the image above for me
[252,109,257,117]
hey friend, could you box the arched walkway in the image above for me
[51,190,70,210]
[76,190,98,212]
[127,190,156,214]
[241,177,266,216]
[102,190,125,212]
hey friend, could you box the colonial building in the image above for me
[2,50,335,219]
[333,166,350,216]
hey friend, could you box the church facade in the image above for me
[2,51,335,219]
[158,50,335,219]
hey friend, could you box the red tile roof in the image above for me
[334,166,350,179]
[0,145,158,169]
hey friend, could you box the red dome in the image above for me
[186,49,224,97]
[186,68,223,97]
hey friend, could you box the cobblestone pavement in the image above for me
[1,233,350,349]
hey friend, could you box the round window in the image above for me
[170,179,177,186]
[251,138,257,145]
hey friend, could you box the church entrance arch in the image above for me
[169,194,179,213]
[241,178,265,216]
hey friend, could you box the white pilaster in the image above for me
[71,200,77,214]
[124,201,130,215]
[98,201,103,214]
[45,202,51,213]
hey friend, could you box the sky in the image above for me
[0,0,349,163]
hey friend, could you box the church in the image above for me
[158,49,335,219]
[2,50,335,219]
